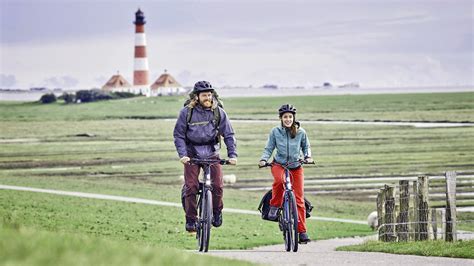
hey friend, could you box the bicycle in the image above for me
[259,160,315,252]
[189,158,230,252]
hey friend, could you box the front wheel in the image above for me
[198,189,213,252]
[289,192,299,252]
[283,192,299,252]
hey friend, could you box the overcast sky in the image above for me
[0,0,473,89]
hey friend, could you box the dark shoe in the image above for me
[299,232,311,244]
[185,218,196,232]
[212,211,222,227]
[267,206,279,221]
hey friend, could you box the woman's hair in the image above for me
[281,119,299,138]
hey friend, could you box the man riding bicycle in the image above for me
[173,80,237,232]
[259,104,313,243]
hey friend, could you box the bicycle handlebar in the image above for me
[190,158,231,165]
[258,160,316,169]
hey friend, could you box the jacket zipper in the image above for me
[286,129,290,164]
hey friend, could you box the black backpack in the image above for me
[257,189,314,222]
[183,90,224,128]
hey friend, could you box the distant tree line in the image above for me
[39,89,137,104]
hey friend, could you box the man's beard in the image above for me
[199,99,212,108]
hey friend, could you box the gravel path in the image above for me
[210,236,474,266]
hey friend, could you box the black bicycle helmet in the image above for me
[193,80,214,93]
[278,104,297,117]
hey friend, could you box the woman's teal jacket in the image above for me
[260,125,312,168]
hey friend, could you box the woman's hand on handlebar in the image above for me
[304,157,314,164]
[228,158,237,165]
[258,160,268,168]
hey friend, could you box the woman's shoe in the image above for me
[299,232,311,244]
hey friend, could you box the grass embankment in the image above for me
[0,225,253,266]
[337,240,474,259]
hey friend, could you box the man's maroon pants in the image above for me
[183,162,223,221]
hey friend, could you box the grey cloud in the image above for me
[177,70,192,86]
[95,76,108,85]
[43,76,79,88]
[0,74,17,87]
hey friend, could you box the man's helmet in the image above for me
[278,104,297,117]
[193,80,214,93]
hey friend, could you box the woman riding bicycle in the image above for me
[259,104,313,243]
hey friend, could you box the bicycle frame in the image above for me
[190,158,229,252]
[259,160,314,252]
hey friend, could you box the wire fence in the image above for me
[375,171,473,242]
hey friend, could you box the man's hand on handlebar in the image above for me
[180,156,190,164]
[228,158,237,165]
[258,160,267,167]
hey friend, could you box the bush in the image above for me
[112,91,136,98]
[59,93,75,104]
[39,93,56,104]
[75,90,93,103]
[74,89,136,103]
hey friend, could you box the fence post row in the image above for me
[377,172,460,243]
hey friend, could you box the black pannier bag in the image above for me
[257,189,313,222]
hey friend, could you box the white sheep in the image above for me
[367,211,378,231]
[178,174,237,185]
[223,174,237,184]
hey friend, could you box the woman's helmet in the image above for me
[193,80,214,93]
[278,104,297,117]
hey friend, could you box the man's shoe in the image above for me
[267,206,279,221]
[212,211,222,227]
[185,219,196,232]
[299,232,311,244]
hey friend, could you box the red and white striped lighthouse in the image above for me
[133,9,149,89]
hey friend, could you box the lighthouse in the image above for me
[133,9,149,95]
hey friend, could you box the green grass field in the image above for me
[1,92,473,263]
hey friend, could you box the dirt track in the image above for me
[209,236,474,266]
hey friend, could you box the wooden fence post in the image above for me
[377,188,385,241]
[432,209,438,240]
[398,180,409,241]
[412,180,419,241]
[384,185,396,242]
[441,209,446,241]
[417,176,429,241]
[445,171,457,241]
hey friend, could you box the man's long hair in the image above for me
[186,90,219,110]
